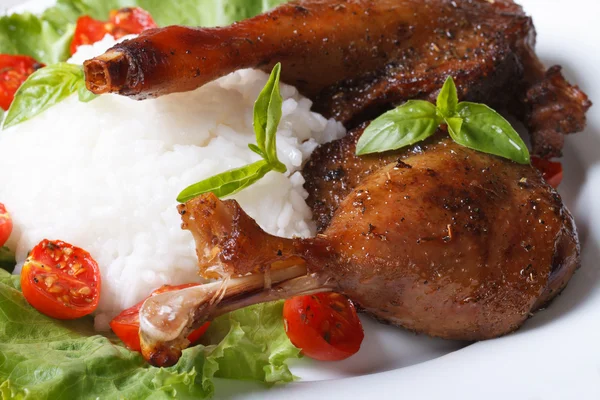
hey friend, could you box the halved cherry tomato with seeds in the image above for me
[0,203,12,247]
[70,7,157,55]
[531,157,563,188]
[0,55,44,110]
[283,292,364,361]
[21,239,101,319]
[110,283,210,352]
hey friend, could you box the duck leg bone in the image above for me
[139,263,334,367]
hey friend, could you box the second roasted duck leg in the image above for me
[83,0,591,158]
[139,136,579,367]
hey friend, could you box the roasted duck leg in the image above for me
[138,135,579,367]
[83,0,591,157]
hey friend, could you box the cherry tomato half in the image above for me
[109,7,157,38]
[531,157,563,188]
[110,283,210,352]
[21,240,101,319]
[70,7,158,55]
[283,292,364,361]
[70,16,109,55]
[0,203,12,247]
[0,55,44,110]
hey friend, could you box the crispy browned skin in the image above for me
[83,0,591,158]
[523,66,592,158]
[178,139,579,342]
[178,196,303,279]
[304,123,399,232]
[299,138,579,339]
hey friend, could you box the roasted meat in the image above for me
[304,123,400,232]
[138,135,579,366]
[88,0,587,367]
[83,0,590,157]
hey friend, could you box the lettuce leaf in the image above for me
[48,0,288,28]
[203,301,301,383]
[0,13,74,65]
[0,270,298,399]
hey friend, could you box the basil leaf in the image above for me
[4,63,95,129]
[248,143,266,159]
[445,117,463,138]
[454,102,530,164]
[177,160,273,202]
[436,76,458,118]
[178,64,287,202]
[0,246,15,273]
[253,62,285,171]
[355,76,529,163]
[356,100,440,155]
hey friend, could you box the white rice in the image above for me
[0,36,345,330]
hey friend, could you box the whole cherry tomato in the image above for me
[283,292,364,361]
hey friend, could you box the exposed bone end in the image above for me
[138,264,335,367]
[84,51,131,94]
[139,285,215,365]
[144,340,185,368]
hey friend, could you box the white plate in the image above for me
[5,0,600,398]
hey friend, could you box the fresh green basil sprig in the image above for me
[355,76,530,164]
[3,63,97,129]
[177,63,287,203]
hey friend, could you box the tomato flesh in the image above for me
[109,7,157,38]
[531,157,563,188]
[0,203,12,247]
[283,292,364,361]
[70,16,109,55]
[70,7,157,55]
[21,240,101,319]
[0,55,44,110]
[110,283,210,352]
